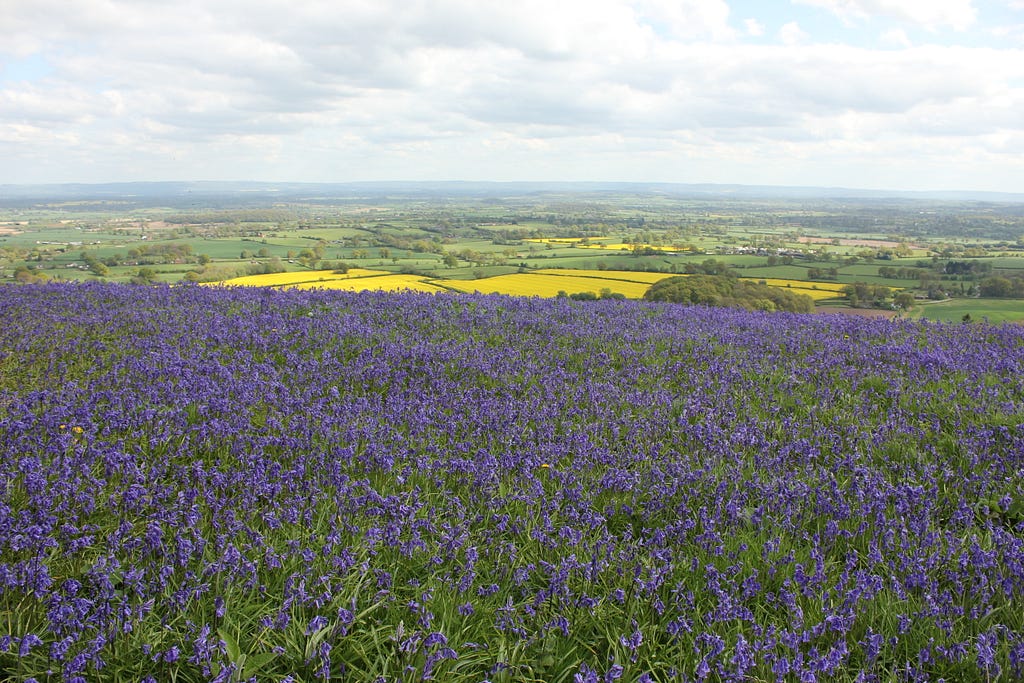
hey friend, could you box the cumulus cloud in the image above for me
[0,0,1021,190]
[793,0,977,31]
[880,28,913,47]
[632,0,734,40]
[779,22,809,45]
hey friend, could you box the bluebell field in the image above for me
[0,282,1022,682]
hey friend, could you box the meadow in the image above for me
[1,282,1022,682]
[910,299,1024,324]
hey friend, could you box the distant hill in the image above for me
[2,180,1023,206]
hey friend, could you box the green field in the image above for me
[4,190,1024,318]
[911,298,1024,323]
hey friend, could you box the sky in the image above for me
[1,0,1023,192]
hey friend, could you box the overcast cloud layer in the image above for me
[1,0,1022,192]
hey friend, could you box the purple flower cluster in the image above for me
[0,282,1022,681]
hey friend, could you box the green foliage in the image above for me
[842,281,894,308]
[979,274,1024,297]
[13,266,51,284]
[242,257,287,276]
[894,291,916,310]
[131,266,159,284]
[644,274,815,313]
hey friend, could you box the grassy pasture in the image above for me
[285,227,376,241]
[989,257,1024,271]
[911,298,1024,323]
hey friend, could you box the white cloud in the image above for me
[991,24,1024,40]
[793,0,977,31]
[0,0,1021,190]
[779,22,809,45]
[632,0,733,40]
[881,28,913,47]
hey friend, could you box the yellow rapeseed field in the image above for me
[524,238,684,252]
[213,268,852,303]
[747,278,849,293]
[576,243,685,252]
[533,269,676,284]
[776,288,842,301]
[218,269,389,287]
[288,274,448,294]
[437,273,652,298]
[524,238,591,244]
[739,278,849,300]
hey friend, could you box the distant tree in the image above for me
[14,266,49,284]
[80,252,108,276]
[132,267,159,285]
[978,276,1023,298]
[599,288,626,300]
[894,291,915,310]
[843,282,892,308]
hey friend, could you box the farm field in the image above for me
[4,185,1024,324]
[289,274,450,294]
[525,239,686,253]
[741,278,850,301]
[748,278,848,293]
[532,268,675,284]
[1,283,1023,681]
[438,273,653,298]
[911,298,1024,324]
[219,268,390,287]
[216,268,852,303]
[215,269,659,297]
